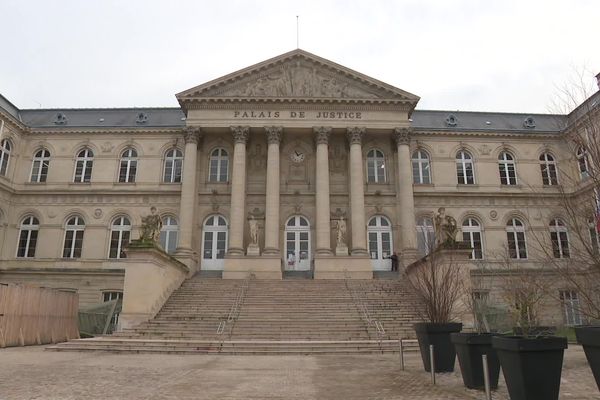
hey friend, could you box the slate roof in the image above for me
[411,110,566,133]
[18,108,186,128]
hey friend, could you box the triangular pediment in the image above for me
[177,49,419,109]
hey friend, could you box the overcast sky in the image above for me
[1,0,599,113]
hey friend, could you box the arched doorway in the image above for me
[368,216,393,271]
[284,216,311,271]
[202,215,228,270]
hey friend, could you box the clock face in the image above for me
[291,150,305,163]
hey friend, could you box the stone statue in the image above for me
[140,207,162,243]
[434,207,458,246]
[249,216,259,245]
[335,217,347,247]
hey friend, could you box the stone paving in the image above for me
[0,346,597,399]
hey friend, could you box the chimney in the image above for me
[596,72,600,91]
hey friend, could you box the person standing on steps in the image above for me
[389,252,399,272]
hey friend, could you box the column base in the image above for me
[223,255,282,279]
[315,248,333,256]
[262,247,280,256]
[173,247,198,276]
[226,247,245,256]
[314,255,372,279]
[350,248,369,257]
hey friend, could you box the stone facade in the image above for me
[0,49,599,328]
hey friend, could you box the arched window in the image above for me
[412,149,431,184]
[498,151,517,185]
[118,148,138,183]
[366,149,386,183]
[202,215,228,270]
[109,216,131,259]
[209,148,229,182]
[506,218,527,259]
[74,148,94,183]
[456,150,474,184]
[0,139,11,176]
[163,148,183,183]
[540,153,558,186]
[30,148,51,183]
[462,218,483,259]
[577,147,589,179]
[159,216,178,254]
[550,219,570,259]
[17,216,39,258]
[63,216,85,258]
[416,216,435,256]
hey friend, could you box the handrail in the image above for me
[344,270,386,339]
[217,273,252,335]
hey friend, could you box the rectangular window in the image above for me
[109,231,129,259]
[63,230,84,258]
[203,231,213,259]
[508,232,527,259]
[500,164,517,185]
[74,160,93,183]
[463,231,483,259]
[457,163,474,184]
[17,230,37,258]
[560,291,583,326]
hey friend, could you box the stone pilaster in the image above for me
[227,126,249,255]
[314,127,333,255]
[263,126,282,255]
[346,127,368,256]
[394,127,418,257]
[174,127,201,270]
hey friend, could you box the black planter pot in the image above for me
[413,322,462,372]
[575,326,600,391]
[492,335,568,400]
[450,332,500,390]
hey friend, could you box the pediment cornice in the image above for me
[176,49,420,111]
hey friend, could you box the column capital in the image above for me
[393,127,413,146]
[346,127,366,145]
[265,126,283,144]
[183,127,202,144]
[231,126,250,144]
[314,126,332,145]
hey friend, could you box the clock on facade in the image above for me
[290,150,305,163]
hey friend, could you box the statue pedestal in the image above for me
[246,244,260,256]
[335,245,349,256]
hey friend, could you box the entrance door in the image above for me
[368,216,393,271]
[202,215,228,270]
[284,216,311,271]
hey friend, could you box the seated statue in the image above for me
[434,207,458,246]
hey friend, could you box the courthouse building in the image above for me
[0,49,598,324]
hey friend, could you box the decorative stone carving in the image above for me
[314,126,331,145]
[445,114,458,127]
[139,206,162,244]
[183,127,201,144]
[393,127,412,146]
[214,62,379,99]
[248,143,266,171]
[335,217,347,247]
[53,112,68,125]
[434,207,458,246]
[478,144,491,156]
[248,207,265,219]
[135,112,149,124]
[346,127,365,145]
[231,126,249,144]
[211,189,220,212]
[265,126,283,144]
[489,210,498,220]
[93,208,103,219]
[249,216,259,246]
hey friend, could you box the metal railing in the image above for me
[217,273,252,335]
[344,270,386,339]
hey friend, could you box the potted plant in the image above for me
[450,276,501,390]
[575,325,600,391]
[406,217,468,372]
[490,257,567,400]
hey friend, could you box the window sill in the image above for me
[25,181,47,185]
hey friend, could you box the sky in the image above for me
[1,0,599,113]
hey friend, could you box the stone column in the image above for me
[263,126,282,255]
[394,127,418,253]
[314,127,332,255]
[175,127,201,260]
[347,127,368,256]
[228,126,249,256]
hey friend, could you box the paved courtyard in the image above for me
[0,346,597,400]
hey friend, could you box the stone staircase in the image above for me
[48,275,423,355]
